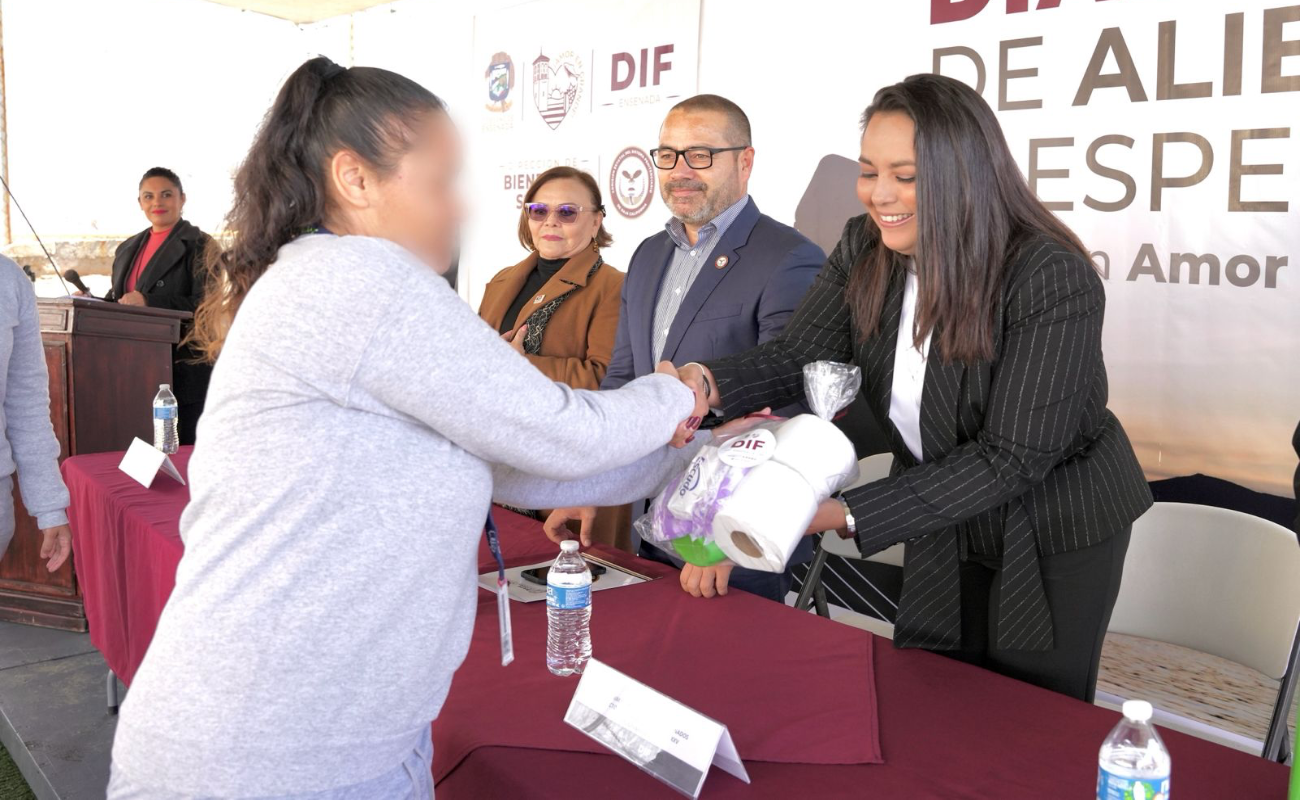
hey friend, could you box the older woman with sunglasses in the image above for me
[479,167,635,548]
[478,166,622,390]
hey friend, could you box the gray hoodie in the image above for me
[0,256,68,539]
[109,235,699,796]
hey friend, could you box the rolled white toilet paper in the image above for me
[771,414,859,499]
[712,461,818,572]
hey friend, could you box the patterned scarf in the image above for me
[520,255,604,355]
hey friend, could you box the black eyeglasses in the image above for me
[524,203,603,223]
[650,146,748,170]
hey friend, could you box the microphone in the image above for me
[63,269,92,296]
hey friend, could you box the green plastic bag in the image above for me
[670,536,729,567]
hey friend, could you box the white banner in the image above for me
[12,2,1292,493]
[453,0,1298,497]
[904,0,1300,495]
[463,0,700,309]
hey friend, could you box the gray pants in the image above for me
[0,474,14,556]
[107,727,434,800]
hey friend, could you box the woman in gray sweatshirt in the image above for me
[107,58,709,799]
[0,256,71,573]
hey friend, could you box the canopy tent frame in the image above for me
[199,0,396,24]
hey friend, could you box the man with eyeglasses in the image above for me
[545,94,824,604]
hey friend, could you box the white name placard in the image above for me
[118,437,186,489]
[564,658,749,798]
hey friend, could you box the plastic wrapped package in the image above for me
[635,362,862,571]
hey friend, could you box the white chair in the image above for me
[794,453,901,637]
[1102,502,1300,761]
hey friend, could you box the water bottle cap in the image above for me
[559,540,580,553]
[1122,700,1153,722]
[159,383,170,390]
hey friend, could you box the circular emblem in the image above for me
[718,429,777,468]
[609,147,656,219]
[484,52,515,112]
[714,255,729,269]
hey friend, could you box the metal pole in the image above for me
[0,0,11,244]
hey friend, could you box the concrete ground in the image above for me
[0,622,115,800]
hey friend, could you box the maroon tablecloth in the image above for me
[59,455,1288,797]
[435,510,882,781]
[443,515,1289,799]
[63,446,192,686]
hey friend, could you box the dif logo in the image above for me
[610,45,674,91]
[596,43,679,110]
[718,429,777,468]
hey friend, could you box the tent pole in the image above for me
[0,1,10,245]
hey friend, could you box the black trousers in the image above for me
[178,399,205,447]
[944,525,1131,702]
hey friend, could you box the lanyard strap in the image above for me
[485,511,506,583]
[485,510,515,666]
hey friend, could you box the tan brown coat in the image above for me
[477,248,623,391]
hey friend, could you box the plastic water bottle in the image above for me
[546,540,591,676]
[152,384,179,455]
[1098,700,1171,800]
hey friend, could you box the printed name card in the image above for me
[118,437,186,489]
[564,658,749,798]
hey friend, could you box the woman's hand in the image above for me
[501,324,527,354]
[712,408,773,438]
[543,506,596,547]
[806,497,851,539]
[677,362,721,410]
[680,562,734,598]
[657,361,706,448]
[40,524,72,572]
[118,291,147,307]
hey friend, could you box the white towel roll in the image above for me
[712,461,818,572]
[771,414,859,499]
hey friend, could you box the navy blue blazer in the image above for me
[603,198,824,577]
[602,198,825,390]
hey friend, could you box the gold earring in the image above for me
[591,239,600,253]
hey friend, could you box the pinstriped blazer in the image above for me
[706,216,1152,652]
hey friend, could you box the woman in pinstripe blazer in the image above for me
[677,74,1152,701]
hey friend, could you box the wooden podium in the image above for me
[0,298,191,630]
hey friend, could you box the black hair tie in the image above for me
[320,60,347,81]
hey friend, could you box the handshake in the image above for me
[542,360,757,598]
[660,360,719,449]
[545,360,863,600]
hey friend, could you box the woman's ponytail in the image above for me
[190,56,444,362]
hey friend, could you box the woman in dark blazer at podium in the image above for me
[107,167,214,445]
[675,74,1153,702]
